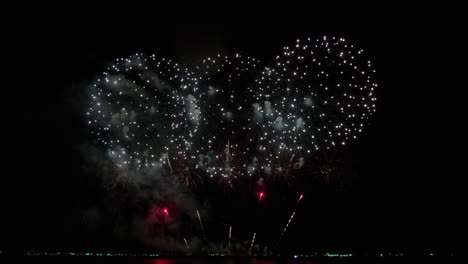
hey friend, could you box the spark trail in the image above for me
[280,211,296,239]
[279,194,304,241]
[196,209,206,239]
[249,232,256,255]
[228,225,232,249]
[183,237,190,251]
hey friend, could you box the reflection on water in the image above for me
[13,256,455,264]
[144,259,319,264]
[145,259,176,264]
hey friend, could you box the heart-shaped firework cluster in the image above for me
[87,36,377,183]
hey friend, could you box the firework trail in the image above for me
[248,190,265,252]
[249,232,256,255]
[281,211,296,238]
[166,153,173,175]
[228,225,232,249]
[196,209,206,239]
[259,192,264,201]
[297,194,304,205]
[183,237,190,251]
[279,194,304,242]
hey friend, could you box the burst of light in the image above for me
[87,36,377,186]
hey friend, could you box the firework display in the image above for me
[88,37,376,185]
[86,36,378,255]
[87,54,201,171]
[253,36,377,176]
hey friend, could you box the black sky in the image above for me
[7,17,462,255]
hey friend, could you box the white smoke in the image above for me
[274,116,284,130]
[296,117,304,129]
[186,94,201,123]
[264,101,273,116]
[208,85,217,96]
[252,103,263,120]
[294,157,305,169]
[123,126,130,138]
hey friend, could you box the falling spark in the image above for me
[196,209,206,239]
[289,154,296,162]
[166,153,173,174]
[259,192,264,201]
[228,225,232,249]
[183,237,190,251]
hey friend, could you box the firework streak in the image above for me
[183,237,190,251]
[228,225,232,249]
[280,211,296,239]
[196,209,206,239]
[249,232,256,255]
[279,194,304,241]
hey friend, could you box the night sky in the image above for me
[6,18,461,256]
